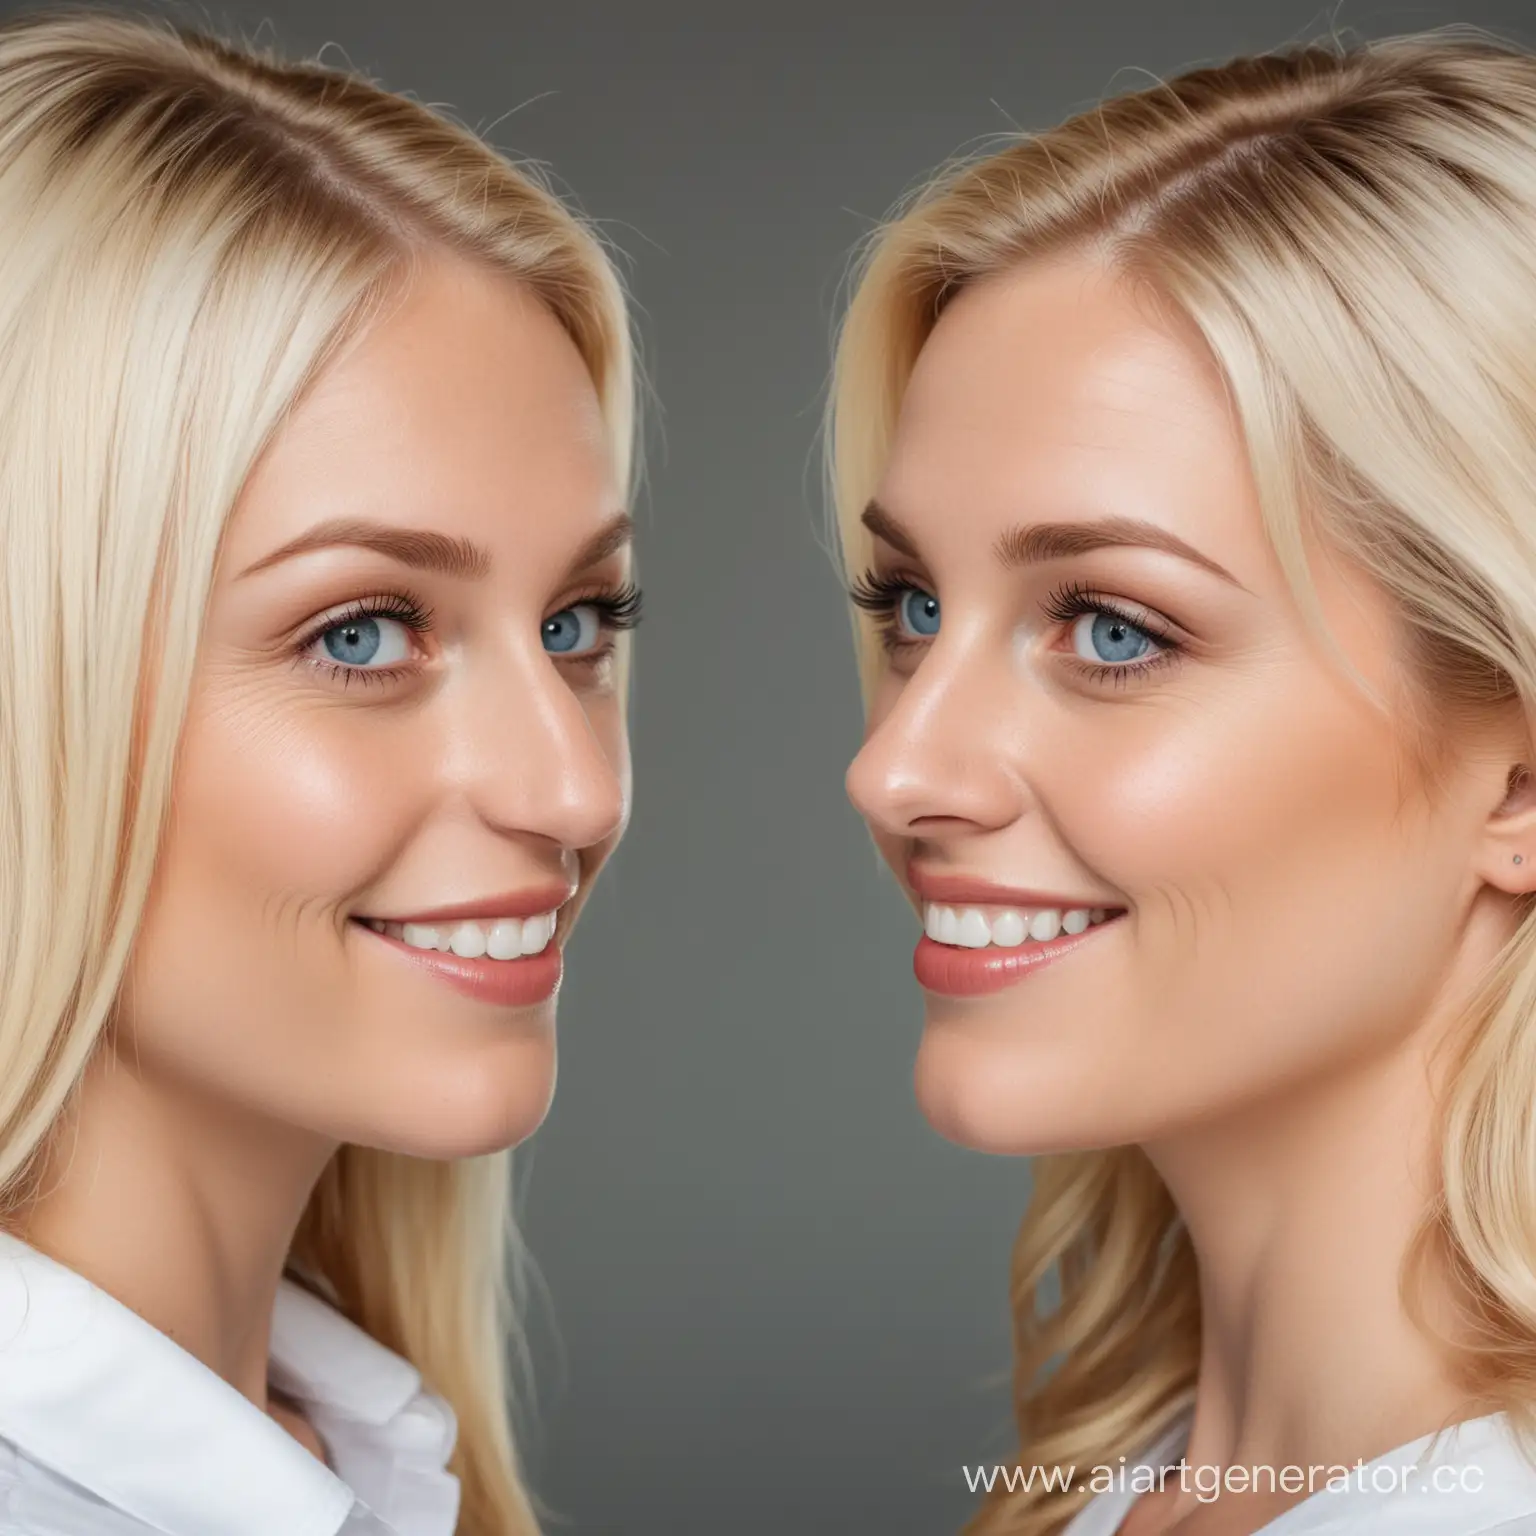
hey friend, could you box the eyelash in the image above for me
[847,569,1185,689]
[292,591,434,690]
[293,580,644,690]
[1040,577,1183,688]
[581,578,645,632]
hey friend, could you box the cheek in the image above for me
[1094,678,1455,1031]
[919,681,1462,1151]
[181,701,418,901]
[116,691,561,1153]
[1072,683,1419,942]
[119,697,411,1072]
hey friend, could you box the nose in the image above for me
[460,649,629,854]
[846,641,1029,840]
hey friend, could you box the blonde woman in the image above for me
[0,10,637,1536]
[833,28,1536,1536]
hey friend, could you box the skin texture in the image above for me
[844,255,1536,1534]
[16,253,632,1463]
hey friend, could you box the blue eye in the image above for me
[898,587,941,638]
[316,614,413,669]
[542,603,602,655]
[1072,611,1155,665]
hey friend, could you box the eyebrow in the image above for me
[860,500,1247,591]
[238,510,634,585]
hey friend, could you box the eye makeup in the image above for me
[848,566,1188,688]
[290,577,643,690]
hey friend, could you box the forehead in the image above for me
[222,256,616,565]
[878,257,1258,559]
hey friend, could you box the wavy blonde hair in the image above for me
[829,27,1536,1536]
[0,9,635,1534]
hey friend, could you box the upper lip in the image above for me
[907,863,1124,911]
[361,884,575,924]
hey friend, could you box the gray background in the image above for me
[14,0,1535,1532]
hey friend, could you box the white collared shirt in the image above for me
[1062,1406,1536,1534]
[0,1230,461,1535]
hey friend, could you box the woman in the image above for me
[833,28,1536,1536]
[0,11,636,1536]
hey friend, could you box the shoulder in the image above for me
[0,1437,163,1535]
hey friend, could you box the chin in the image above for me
[361,1031,558,1159]
[913,1019,1117,1157]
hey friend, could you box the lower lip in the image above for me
[913,914,1125,997]
[352,919,562,1007]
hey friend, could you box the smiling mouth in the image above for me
[349,912,558,961]
[913,905,1128,998]
[349,912,564,1009]
[922,902,1125,948]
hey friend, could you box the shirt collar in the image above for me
[0,1229,443,1536]
[268,1270,427,1428]
[1142,1405,1536,1534]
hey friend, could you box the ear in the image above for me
[1480,762,1536,894]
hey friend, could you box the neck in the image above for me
[1143,1008,1477,1479]
[11,1041,338,1411]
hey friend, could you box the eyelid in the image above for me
[1038,578,1192,648]
[539,581,643,680]
[550,577,643,630]
[879,563,936,595]
[846,567,937,665]
[551,544,633,593]
[290,595,434,692]
[1038,578,1191,689]
[554,579,624,610]
[292,590,435,653]
[848,565,935,611]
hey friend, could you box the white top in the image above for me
[0,1230,462,1535]
[1063,1407,1536,1534]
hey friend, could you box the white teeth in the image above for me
[448,922,487,959]
[921,903,1114,949]
[522,912,556,955]
[1029,909,1062,942]
[990,910,1026,948]
[377,912,559,959]
[486,919,523,961]
[956,908,991,949]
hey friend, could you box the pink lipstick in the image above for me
[912,920,1121,997]
[355,921,562,1007]
[907,861,1127,998]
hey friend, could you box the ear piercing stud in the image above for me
[1517,855,1525,865]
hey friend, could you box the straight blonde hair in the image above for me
[830,28,1536,1536]
[0,10,635,1534]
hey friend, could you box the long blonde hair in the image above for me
[830,28,1536,1535]
[0,10,635,1533]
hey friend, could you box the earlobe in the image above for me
[1486,762,1536,890]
